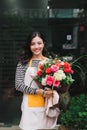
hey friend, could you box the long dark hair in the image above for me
[18,31,48,65]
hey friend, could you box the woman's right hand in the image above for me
[36,89,44,96]
[36,88,53,98]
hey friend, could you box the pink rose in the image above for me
[46,76,54,86]
[53,80,60,87]
[50,65,59,72]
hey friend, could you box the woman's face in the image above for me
[30,36,44,56]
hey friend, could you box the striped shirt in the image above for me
[15,60,40,94]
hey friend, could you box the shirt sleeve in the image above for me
[15,62,37,94]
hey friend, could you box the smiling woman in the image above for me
[15,31,59,130]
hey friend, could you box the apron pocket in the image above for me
[28,94,45,107]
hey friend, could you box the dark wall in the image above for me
[0,7,87,125]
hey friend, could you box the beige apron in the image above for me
[19,59,58,130]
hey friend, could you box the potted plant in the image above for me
[59,94,87,129]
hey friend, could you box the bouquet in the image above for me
[33,57,75,92]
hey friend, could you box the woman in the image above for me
[15,31,58,130]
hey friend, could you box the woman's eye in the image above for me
[38,42,42,45]
[31,42,42,46]
[31,42,35,46]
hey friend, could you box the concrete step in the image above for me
[0,126,20,130]
[0,125,60,130]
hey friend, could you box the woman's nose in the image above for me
[35,43,39,48]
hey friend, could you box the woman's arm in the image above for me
[15,62,37,94]
[15,62,53,97]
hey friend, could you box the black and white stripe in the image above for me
[15,62,37,94]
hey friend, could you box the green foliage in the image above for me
[60,94,87,129]
[62,74,75,86]
[71,55,87,87]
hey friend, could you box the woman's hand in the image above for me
[36,88,53,98]
[44,88,53,98]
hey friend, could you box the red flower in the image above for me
[56,63,62,68]
[45,68,52,74]
[64,62,70,68]
[36,70,42,77]
[64,67,74,74]
[64,62,74,73]
[39,64,43,70]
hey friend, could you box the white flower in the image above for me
[57,70,64,74]
[61,61,64,65]
[41,78,46,86]
[39,59,49,66]
[53,70,66,81]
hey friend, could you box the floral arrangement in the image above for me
[34,57,75,91]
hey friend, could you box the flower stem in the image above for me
[71,55,87,65]
[30,79,34,87]
[52,86,54,91]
